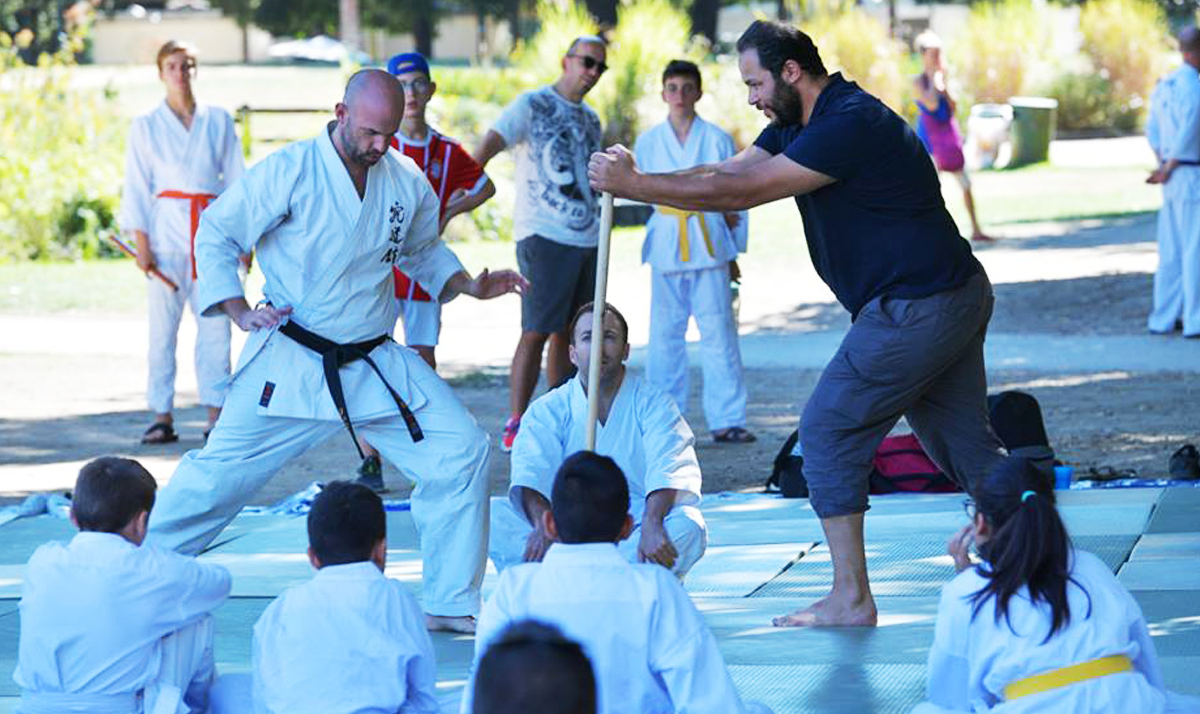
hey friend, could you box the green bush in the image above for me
[593,0,704,146]
[512,0,599,86]
[1079,0,1170,130]
[1045,71,1141,133]
[804,9,909,114]
[0,18,126,262]
[949,0,1051,106]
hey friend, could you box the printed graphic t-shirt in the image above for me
[491,85,602,248]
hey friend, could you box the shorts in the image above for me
[515,234,597,334]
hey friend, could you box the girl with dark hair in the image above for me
[913,457,1199,713]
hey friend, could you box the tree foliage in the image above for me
[0,11,125,261]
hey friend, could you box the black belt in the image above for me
[278,321,424,458]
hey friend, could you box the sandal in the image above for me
[713,427,757,444]
[141,422,178,445]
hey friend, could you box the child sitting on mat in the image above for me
[15,457,230,714]
[913,456,1199,713]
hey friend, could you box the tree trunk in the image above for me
[689,0,719,46]
[339,0,361,53]
[415,14,434,58]
[584,0,618,27]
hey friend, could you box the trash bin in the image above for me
[965,103,1013,170]
[1007,96,1058,168]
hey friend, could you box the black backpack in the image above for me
[765,429,808,498]
[987,390,1056,483]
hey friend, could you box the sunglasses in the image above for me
[568,54,608,75]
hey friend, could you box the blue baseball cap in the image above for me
[387,52,430,78]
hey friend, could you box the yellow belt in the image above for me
[1005,654,1133,701]
[656,205,715,262]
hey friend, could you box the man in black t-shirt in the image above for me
[588,19,1005,628]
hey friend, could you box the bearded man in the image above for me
[588,20,1005,628]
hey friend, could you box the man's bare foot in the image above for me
[772,593,877,627]
[971,232,996,242]
[425,614,476,634]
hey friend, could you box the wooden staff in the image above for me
[107,233,179,291]
[584,192,615,451]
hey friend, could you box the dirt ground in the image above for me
[2,211,1198,506]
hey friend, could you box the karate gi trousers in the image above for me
[647,265,748,431]
[147,253,232,413]
[1148,172,1200,336]
[148,350,491,617]
[487,496,707,578]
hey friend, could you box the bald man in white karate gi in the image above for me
[147,70,526,634]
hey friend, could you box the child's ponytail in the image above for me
[969,457,1088,641]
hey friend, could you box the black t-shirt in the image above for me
[753,73,980,318]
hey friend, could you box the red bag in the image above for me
[868,434,962,494]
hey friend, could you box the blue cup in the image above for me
[1054,465,1073,490]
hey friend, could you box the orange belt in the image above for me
[157,190,216,279]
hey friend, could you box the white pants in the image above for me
[147,253,232,413]
[147,350,491,616]
[647,265,747,431]
[488,496,707,578]
[1148,194,1200,336]
[16,617,214,714]
[398,298,441,347]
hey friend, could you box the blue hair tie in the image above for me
[1021,490,1037,503]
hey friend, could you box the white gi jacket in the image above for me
[14,532,231,713]
[193,126,466,422]
[1147,64,1200,203]
[119,103,244,258]
[914,549,1193,713]
[465,542,759,714]
[633,117,748,272]
[251,562,439,714]
[509,374,702,524]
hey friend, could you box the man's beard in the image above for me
[768,81,804,126]
[336,126,384,167]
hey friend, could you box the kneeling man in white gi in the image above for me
[210,481,439,714]
[467,452,771,714]
[15,457,231,714]
[147,69,526,634]
[490,302,707,578]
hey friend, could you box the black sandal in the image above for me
[141,422,179,444]
[713,427,757,444]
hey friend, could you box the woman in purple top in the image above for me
[913,30,991,242]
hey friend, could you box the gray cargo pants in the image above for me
[799,271,1006,518]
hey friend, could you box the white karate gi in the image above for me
[210,561,439,714]
[1146,64,1200,337]
[633,117,749,431]
[119,102,243,413]
[146,128,491,617]
[14,531,231,714]
[490,374,707,577]
[912,549,1200,713]
[463,543,773,714]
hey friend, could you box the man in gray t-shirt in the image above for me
[475,36,606,452]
